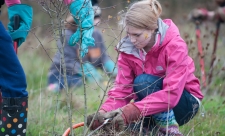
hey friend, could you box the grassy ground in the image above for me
[19,45,110,135]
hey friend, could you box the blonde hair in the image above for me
[121,0,162,30]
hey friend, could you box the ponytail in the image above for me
[121,0,162,30]
[148,0,162,18]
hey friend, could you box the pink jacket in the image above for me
[100,19,204,116]
[5,0,73,6]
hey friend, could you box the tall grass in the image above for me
[19,42,109,135]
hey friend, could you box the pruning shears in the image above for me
[13,15,20,54]
[87,118,112,136]
[62,118,112,136]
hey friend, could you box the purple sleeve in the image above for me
[5,0,72,7]
[64,0,73,5]
[5,0,21,7]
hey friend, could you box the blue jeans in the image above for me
[48,72,82,90]
[0,22,28,97]
[133,74,199,128]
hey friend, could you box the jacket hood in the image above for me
[116,18,180,59]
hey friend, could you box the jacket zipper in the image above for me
[142,61,145,74]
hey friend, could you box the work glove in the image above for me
[103,103,141,132]
[7,4,33,47]
[79,63,102,83]
[103,60,118,77]
[68,0,95,58]
[87,111,106,130]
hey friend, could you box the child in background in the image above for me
[47,5,117,92]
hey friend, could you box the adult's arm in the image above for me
[100,54,136,111]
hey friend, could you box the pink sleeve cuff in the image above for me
[5,0,21,7]
[5,0,72,7]
[64,0,73,5]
